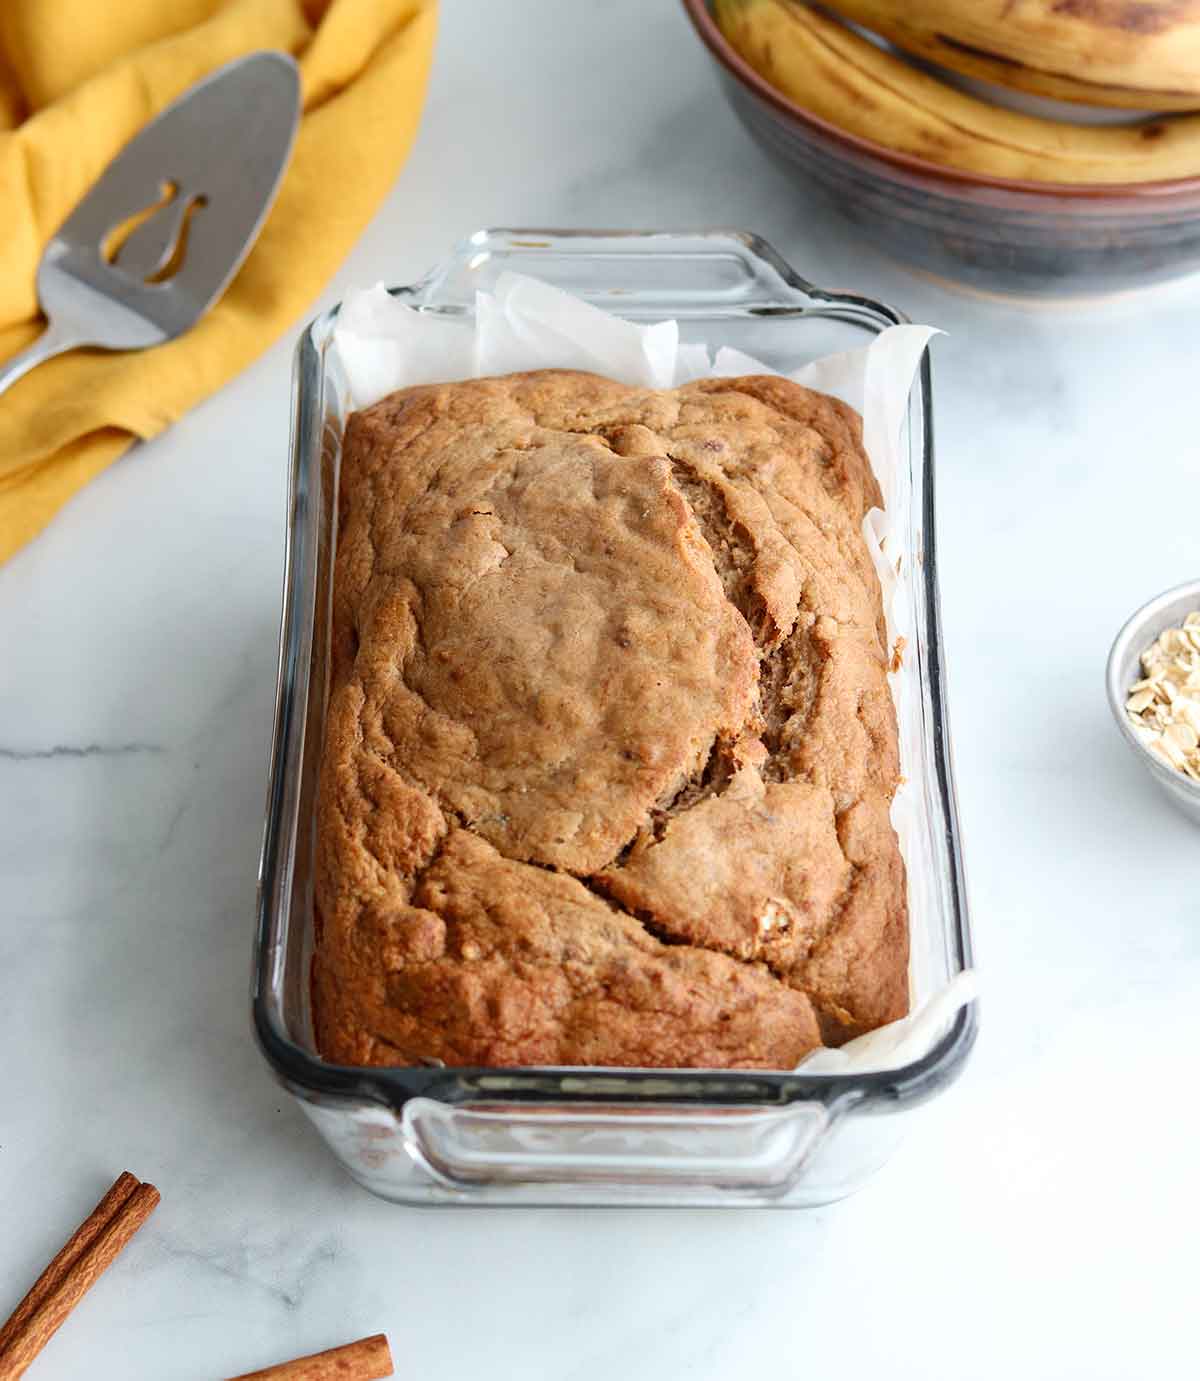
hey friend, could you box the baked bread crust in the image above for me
[313,370,908,1069]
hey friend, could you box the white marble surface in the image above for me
[2,3,1198,1377]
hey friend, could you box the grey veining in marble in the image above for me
[2,2,1198,1378]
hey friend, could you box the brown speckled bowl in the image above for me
[682,0,1200,298]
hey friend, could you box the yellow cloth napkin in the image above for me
[0,0,437,563]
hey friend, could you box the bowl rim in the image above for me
[680,0,1200,202]
[1105,577,1200,800]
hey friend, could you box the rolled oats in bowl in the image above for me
[1125,612,1200,782]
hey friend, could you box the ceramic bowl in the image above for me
[681,0,1200,299]
[1107,578,1200,826]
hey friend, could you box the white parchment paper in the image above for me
[333,273,977,1075]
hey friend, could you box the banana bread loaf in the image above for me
[313,369,908,1069]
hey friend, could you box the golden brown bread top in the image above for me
[313,369,908,1069]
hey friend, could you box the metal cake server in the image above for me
[0,51,300,399]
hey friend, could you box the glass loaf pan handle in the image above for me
[399,1099,833,1191]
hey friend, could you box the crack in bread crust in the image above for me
[312,370,908,1069]
[665,456,776,647]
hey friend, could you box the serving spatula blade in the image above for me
[0,50,300,397]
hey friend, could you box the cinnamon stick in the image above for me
[227,1332,394,1380]
[0,1173,159,1381]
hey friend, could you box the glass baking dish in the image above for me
[253,229,976,1207]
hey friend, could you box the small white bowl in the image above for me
[1107,578,1200,826]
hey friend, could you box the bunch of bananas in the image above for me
[713,0,1200,182]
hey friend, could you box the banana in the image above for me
[714,0,1200,182]
[820,0,1200,111]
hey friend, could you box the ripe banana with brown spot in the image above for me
[714,0,1200,182]
[820,0,1200,111]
